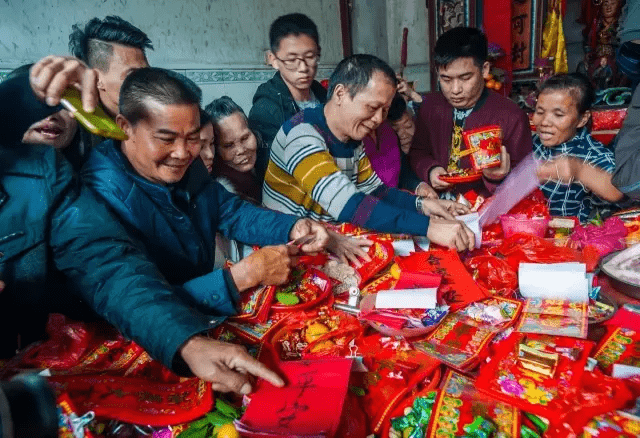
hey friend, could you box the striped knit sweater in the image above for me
[263,106,430,235]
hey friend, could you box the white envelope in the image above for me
[519,263,589,303]
[375,288,438,309]
[392,239,416,256]
[456,212,481,248]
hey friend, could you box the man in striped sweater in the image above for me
[263,54,476,251]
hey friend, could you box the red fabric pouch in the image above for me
[354,334,442,435]
[49,374,213,427]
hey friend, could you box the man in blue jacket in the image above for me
[81,67,329,315]
[0,56,287,396]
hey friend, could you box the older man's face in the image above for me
[334,71,396,141]
[118,101,202,185]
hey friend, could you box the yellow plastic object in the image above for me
[216,423,240,438]
[389,263,402,280]
[60,88,127,140]
[304,322,330,343]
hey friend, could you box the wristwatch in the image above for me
[415,196,425,214]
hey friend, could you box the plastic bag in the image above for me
[464,255,518,297]
[544,369,634,438]
[492,233,599,272]
[569,216,628,257]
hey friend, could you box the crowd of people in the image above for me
[2,11,640,399]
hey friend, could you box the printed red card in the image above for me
[412,297,522,371]
[237,358,353,437]
[396,250,489,311]
[515,299,589,339]
[582,411,640,437]
[593,326,640,374]
[426,370,520,438]
[476,332,594,419]
[462,125,502,170]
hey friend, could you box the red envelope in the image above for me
[396,250,489,310]
[237,358,353,437]
[393,271,442,290]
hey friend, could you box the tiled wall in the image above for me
[0,66,336,113]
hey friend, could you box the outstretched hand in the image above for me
[180,336,284,395]
[289,218,330,253]
[326,229,372,267]
[426,218,476,252]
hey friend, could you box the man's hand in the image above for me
[289,219,330,253]
[0,281,4,293]
[440,199,471,216]
[396,75,422,103]
[420,199,462,220]
[426,218,476,252]
[30,55,99,112]
[229,245,297,291]
[482,146,511,181]
[180,336,284,395]
[415,182,438,199]
[326,229,372,267]
[429,167,452,190]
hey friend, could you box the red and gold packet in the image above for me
[462,125,502,170]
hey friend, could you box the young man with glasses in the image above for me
[248,13,327,181]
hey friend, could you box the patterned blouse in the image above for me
[533,128,616,222]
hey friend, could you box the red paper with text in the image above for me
[238,358,353,437]
[396,250,489,310]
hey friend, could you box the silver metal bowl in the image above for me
[600,251,640,300]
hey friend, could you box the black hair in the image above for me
[165,69,202,104]
[204,96,247,125]
[119,67,201,126]
[69,16,153,71]
[434,27,487,69]
[327,54,398,100]
[200,108,212,127]
[538,73,594,114]
[269,13,319,53]
[387,94,407,122]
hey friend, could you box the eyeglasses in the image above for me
[272,52,321,71]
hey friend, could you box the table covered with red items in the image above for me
[2,192,640,438]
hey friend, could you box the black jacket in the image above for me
[248,72,327,180]
[0,75,214,369]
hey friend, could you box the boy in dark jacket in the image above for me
[248,13,327,180]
